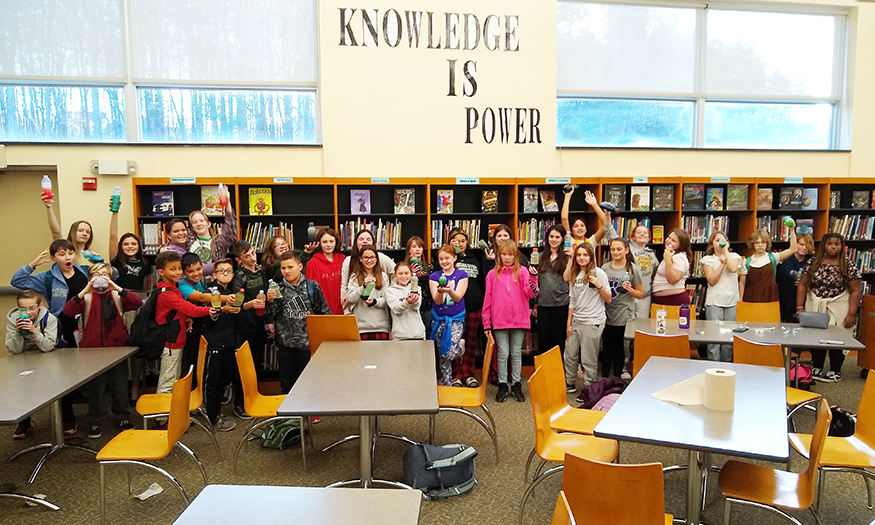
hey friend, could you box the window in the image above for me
[557,2,847,149]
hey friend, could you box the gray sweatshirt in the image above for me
[348,272,391,334]
[6,306,58,354]
[385,283,425,340]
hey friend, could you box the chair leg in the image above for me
[428,414,436,445]
[99,463,106,525]
[723,498,731,525]
[809,506,824,525]
[816,467,826,510]
[299,416,308,472]
[436,407,499,461]
[126,464,133,496]
[480,403,500,461]
[517,464,564,525]
[523,447,537,482]
[189,416,220,459]
[174,441,207,486]
[232,416,291,474]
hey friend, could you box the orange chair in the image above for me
[562,453,673,524]
[550,491,576,525]
[720,398,830,525]
[306,314,360,356]
[532,346,605,434]
[650,303,696,320]
[632,331,690,377]
[518,367,618,525]
[97,369,207,525]
[136,336,219,457]
[430,334,499,461]
[735,301,781,323]
[233,342,308,472]
[790,373,875,510]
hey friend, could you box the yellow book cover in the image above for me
[652,225,664,244]
[248,188,272,215]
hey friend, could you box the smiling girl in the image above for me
[341,230,396,312]
[186,189,238,274]
[347,245,391,339]
[700,230,742,362]
[651,228,693,306]
[406,236,434,333]
[430,245,468,386]
[305,228,347,315]
[600,238,643,378]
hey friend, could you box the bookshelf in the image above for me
[337,180,427,253]
[428,180,515,248]
[830,182,875,289]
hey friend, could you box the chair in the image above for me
[136,336,220,457]
[735,301,781,323]
[97,369,207,525]
[518,367,618,525]
[550,491,576,525]
[632,331,690,377]
[233,342,308,472]
[429,334,499,460]
[562,453,673,524]
[532,346,606,434]
[306,314,360,356]
[650,303,696,319]
[719,398,831,525]
[790,373,875,511]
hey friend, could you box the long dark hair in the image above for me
[490,224,514,252]
[116,233,144,265]
[538,224,568,275]
[348,229,375,277]
[669,228,694,275]
[352,245,384,290]
[808,233,851,283]
[608,237,635,275]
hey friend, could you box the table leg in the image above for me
[360,415,373,488]
[685,449,705,525]
[784,348,791,385]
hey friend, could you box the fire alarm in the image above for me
[83,177,97,191]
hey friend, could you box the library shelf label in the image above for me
[457,177,480,185]
[170,178,196,184]
[710,177,731,183]
[633,177,648,184]
[784,177,803,184]
[546,178,570,184]
[371,178,390,184]
[273,178,294,183]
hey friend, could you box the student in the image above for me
[797,233,862,383]
[651,228,693,306]
[406,236,434,334]
[261,235,291,269]
[563,242,611,393]
[777,233,814,323]
[154,251,216,394]
[187,186,238,274]
[739,226,798,303]
[483,224,527,384]
[628,225,659,318]
[386,261,426,341]
[341,230,395,312]
[449,228,485,388]
[177,252,212,383]
[230,240,268,418]
[62,263,142,439]
[430,245,468,386]
[535,225,570,359]
[700,231,742,362]
[159,218,190,255]
[560,187,610,248]
[201,258,242,431]
[304,228,347,315]
[6,290,58,439]
[347,245,391,339]
[483,240,538,403]
[600,238,643,377]
[43,195,103,267]
[267,251,331,393]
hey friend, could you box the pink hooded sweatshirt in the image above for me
[482,265,538,330]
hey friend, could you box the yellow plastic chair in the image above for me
[306,314,360,356]
[550,491,576,525]
[233,342,308,472]
[720,398,830,525]
[790,373,875,511]
[429,334,499,461]
[136,336,219,457]
[650,303,696,320]
[735,301,781,323]
[562,453,673,524]
[96,369,207,525]
[632,331,691,377]
[518,367,618,525]
[533,346,605,435]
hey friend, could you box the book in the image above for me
[604,185,627,211]
[248,187,273,215]
[757,188,774,210]
[200,185,222,216]
[481,190,498,213]
[437,189,454,214]
[795,219,814,236]
[630,186,650,211]
[682,184,705,210]
[872,190,875,210]
[539,190,558,212]
[852,191,870,209]
[393,188,415,214]
[652,225,664,244]
[801,188,818,210]
[705,187,724,211]
[830,190,841,209]
[779,187,802,210]
[350,189,371,215]
[652,185,674,211]
[726,184,748,210]
[151,191,174,217]
[523,187,538,213]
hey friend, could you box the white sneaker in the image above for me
[620,370,632,381]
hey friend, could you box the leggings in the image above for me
[600,324,626,378]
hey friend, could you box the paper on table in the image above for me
[652,374,705,405]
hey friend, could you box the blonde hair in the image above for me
[88,263,113,278]
[747,230,772,252]
[494,240,521,281]
[565,241,596,283]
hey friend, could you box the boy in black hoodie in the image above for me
[230,241,267,419]
[201,259,241,431]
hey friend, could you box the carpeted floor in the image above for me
[1,356,873,525]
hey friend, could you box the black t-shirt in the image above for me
[776,254,811,321]
[201,284,238,349]
[112,256,152,291]
[60,269,88,348]
[64,270,88,299]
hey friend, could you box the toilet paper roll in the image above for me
[703,368,736,412]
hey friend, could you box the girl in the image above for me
[535,225,570,360]
[482,241,538,403]
[628,224,659,318]
[563,242,611,392]
[652,228,693,306]
[560,187,610,249]
[306,228,347,315]
[429,245,468,386]
[739,226,798,303]
[600,238,643,377]
[797,233,862,383]
[341,230,396,312]
[449,228,485,388]
[262,234,291,283]
[187,188,238,274]
[347,245,391,339]
[484,225,529,269]
[777,233,814,323]
[385,262,426,340]
[44,195,103,266]
[700,230,742,362]
[407,236,434,334]
[160,219,190,255]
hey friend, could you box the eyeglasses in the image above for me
[214,269,234,275]
[361,256,377,261]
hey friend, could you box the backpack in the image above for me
[128,288,178,360]
[258,418,302,449]
[745,252,777,278]
[403,443,477,500]
[828,406,856,437]
[790,364,813,391]
[577,376,627,410]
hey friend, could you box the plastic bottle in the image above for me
[217,183,229,208]
[529,248,540,266]
[232,288,245,307]
[268,279,282,299]
[255,290,266,316]
[656,308,667,334]
[438,274,448,287]
[410,256,422,275]
[210,288,221,320]
[362,282,375,300]
[564,232,573,251]
[410,275,419,293]
[110,186,122,212]
[308,222,317,243]
[563,184,579,194]
[18,308,30,336]
[783,216,795,228]
[619,271,630,293]
[679,304,691,329]
[40,175,53,201]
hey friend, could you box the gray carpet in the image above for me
[1,357,873,525]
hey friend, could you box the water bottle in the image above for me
[438,274,447,287]
[410,256,422,275]
[268,279,282,299]
[92,276,109,293]
[255,290,266,316]
[110,186,122,212]
[529,248,540,266]
[679,304,691,330]
[563,184,579,194]
[232,288,245,307]
[619,271,630,293]
[656,308,667,335]
[210,287,221,320]
[18,308,30,336]
[362,282,375,300]
[217,183,229,208]
[783,216,795,228]
[308,222,317,243]
[40,175,53,201]
[410,275,419,293]
[564,232,573,251]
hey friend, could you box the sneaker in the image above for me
[118,419,134,431]
[566,383,576,394]
[811,367,824,379]
[213,415,236,432]
[63,420,78,436]
[222,384,233,405]
[821,371,842,383]
[465,376,480,388]
[87,425,102,439]
[575,389,587,404]
[511,382,525,402]
[233,406,253,420]
[13,420,31,440]
[451,378,463,388]
[495,383,509,403]
[620,369,632,381]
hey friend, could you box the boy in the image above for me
[154,251,216,394]
[230,241,267,418]
[201,259,241,431]
[178,252,210,384]
[266,251,331,394]
[5,290,58,439]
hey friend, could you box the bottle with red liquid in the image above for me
[255,290,266,316]
[217,183,229,208]
[41,175,53,202]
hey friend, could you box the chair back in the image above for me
[732,336,783,368]
[191,336,207,409]
[854,373,875,444]
[235,342,259,413]
[650,304,696,320]
[478,334,494,395]
[167,368,194,447]
[801,399,833,504]
[527,367,554,451]
[306,314,360,356]
[632,331,690,377]
[550,491,576,525]
[562,452,666,525]
[735,301,780,323]
[534,346,566,414]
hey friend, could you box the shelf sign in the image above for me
[371,177,390,184]
[784,177,803,184]
[633,177,648,184]
[546,178,570,184]
[456,177,479,184]
[710,177,731,183]
[273,177,293,183]
[170,178,196,184]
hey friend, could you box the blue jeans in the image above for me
[705,304,736,362]
[493,328,525,385]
